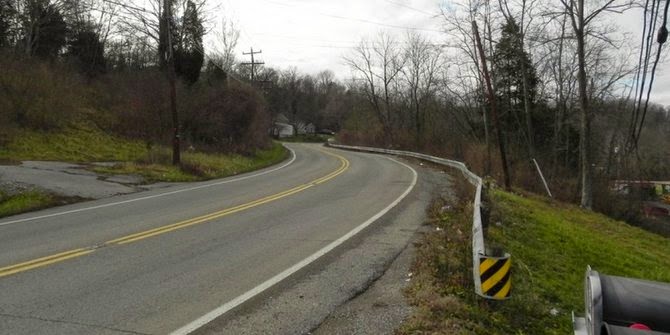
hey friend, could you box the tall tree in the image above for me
[215,17,239,75]
[174,0,203,85]
[559,0,634,209]
[403,31,442,147]
[498,0,541,158]
[22,0,68,58]
[493,18,539,156]
[67,26,106,76]
[344,32,406,145]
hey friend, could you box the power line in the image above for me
[222,0,260,51]
[252,40,446,50]
[383,0,439,17]
[635,0,669,147]
[251,32,362,45]
[101,0,151,14]
[312,12,443,33]
[628,0,669,149]
[259,0,443,33]
[251,32,445,47]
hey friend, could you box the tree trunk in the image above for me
[520,58,535,158]
[473,20,511,190]
[414,91,421,148]
[164,0,180,166]
[576,0,592,209]
[552,16,567,173]
[482,104,492,175]
[471,35,492,174]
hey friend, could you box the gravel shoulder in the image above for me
[0,161,164,199]
[310,232,420,335]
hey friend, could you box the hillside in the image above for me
[0,125,288,218]
[400,188,670,334]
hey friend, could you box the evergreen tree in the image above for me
[492,19,539,150]
[67,27,106,76]
[25,1,68,58]
[175,0,204,85]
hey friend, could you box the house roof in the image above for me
[275,113,290,123]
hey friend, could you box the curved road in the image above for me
[0,143,421,335]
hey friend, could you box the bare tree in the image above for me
[558,0,635,209]
[440,0,503,170]
[213,16,238,73]
[62,0,117,42]
[402,31,442,147]
[316,70,335,94]
[344,32,406,145]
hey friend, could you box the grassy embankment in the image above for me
[399,187,670,334]
[0,190,57,218]
[0,125,289,217]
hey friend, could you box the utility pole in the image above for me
[241,47,264,82]
[163,0,180,165]
[472,20,510,190]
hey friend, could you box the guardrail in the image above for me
[327,142,510,300]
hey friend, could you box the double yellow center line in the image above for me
[0,147,350,279]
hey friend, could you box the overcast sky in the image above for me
[205,0,670,106]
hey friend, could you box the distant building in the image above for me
[271,114,315,137]
[271,123,294,138]
[295,122,316,135]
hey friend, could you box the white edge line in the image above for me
[169,156,418,335]
[0,147,297,227]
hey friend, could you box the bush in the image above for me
[95,70,171,142]
[182,81,271,153]
[0,52,86,130]
[0,51,276,158]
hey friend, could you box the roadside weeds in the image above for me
[0,189,84,219]
[0,126,290,218]
[91,142,288,183]
[398,182,670,335]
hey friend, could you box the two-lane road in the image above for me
[0,143,418,335]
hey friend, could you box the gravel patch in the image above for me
[0,161,141,199]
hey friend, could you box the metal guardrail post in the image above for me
[326,142,510,299]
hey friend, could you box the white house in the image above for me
[272,114,315,137]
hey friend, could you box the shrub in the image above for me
[0,52,85,130]
[96,70,172,142]
[182,81,271,153]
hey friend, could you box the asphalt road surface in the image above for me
[0,143,425,335]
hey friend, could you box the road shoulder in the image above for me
[194,159,454,335]
[309,230,421,335]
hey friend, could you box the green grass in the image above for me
[0,126,288,217]
[0,125,148,162]
[0,190,57,218]
[399,188,670,335]
[92,142,289,182]
[486,190,670,333]
[0,126,289,183]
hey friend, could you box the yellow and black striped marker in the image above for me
[479,255,511,300]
